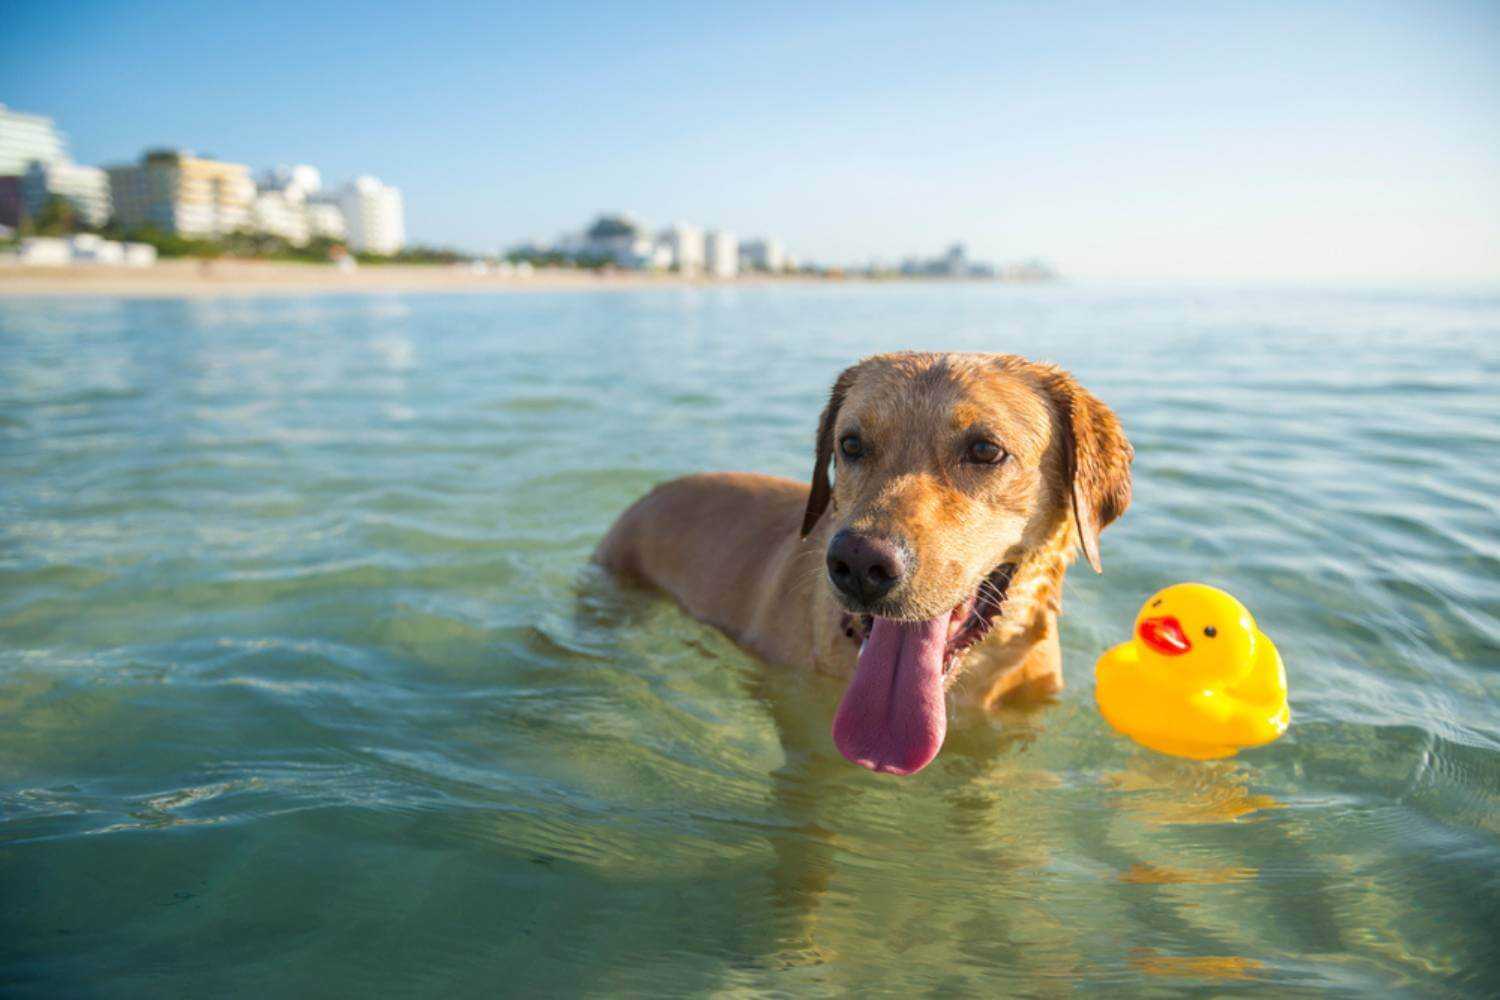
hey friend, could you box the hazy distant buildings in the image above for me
[739,237,785,273]
[304,198,347,241]
[22,160,111,228]
[576,213,668,268]
[106,150,254,237]
[705,229,738,278]
[259,164,323,202]
[658,222,705,273]
[250,164,333,246]
[901,242,995,278]
[251,188,310,245]
[339,176,405,255]
[518,214,792,278]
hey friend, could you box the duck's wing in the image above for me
[1225,630,1287,708]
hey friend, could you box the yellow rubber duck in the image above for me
[1095,583,1289,760]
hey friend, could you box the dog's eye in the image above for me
[838,434,865,460]
[966,439,1006,465]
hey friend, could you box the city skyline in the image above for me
[4,0,1498,281]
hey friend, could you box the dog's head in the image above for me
[800,352,1133,774]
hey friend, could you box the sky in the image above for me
[3,0,1498,281]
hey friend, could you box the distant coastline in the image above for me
[0,259,1060,298]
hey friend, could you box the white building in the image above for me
[304,198,347,241]
[258,164,323,202]
[705,229,738,278]
[66,233,123,264]
[251,189,310,245]
[14,234,154,267]
[252,164,337,246]
[339,176,404,255]
[16,236,70,266]
[739,238,785,273]
[657,222,705,274]
[22,160,112,228]
[0,105,67,176]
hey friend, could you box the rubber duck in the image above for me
[1095,583,1288,759]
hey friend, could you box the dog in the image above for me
[595,351,1133,775]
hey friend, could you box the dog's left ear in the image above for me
[1038,368,1133,572]
[800,366,859,537]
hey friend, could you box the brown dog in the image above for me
[596,352,1133,775]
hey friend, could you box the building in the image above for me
[579,213,654,267]
[304,198,347,241]
[705,229,738,278]
[0,105,72,227]
[657,222,705,273]
[898,241,1010,279]
[256,163,347,243]
[22,160,112,228]
[14,234,157,267]
[258,164,323,202]
[339,176,404,255]
[250,189,310,245]
[0,177,22,229]
[106,150,254,237]
[739,238,785,273]
[0,105,67,176]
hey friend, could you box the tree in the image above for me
[28,195,81,237]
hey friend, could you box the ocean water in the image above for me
[1,284,1497,997]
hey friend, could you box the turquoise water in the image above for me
[2,285,1497,996]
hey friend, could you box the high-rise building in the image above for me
[22,161,112,228]
[657,222,705,273]
[1,104,75,227]
[739,238,785,273]
[705,230,738,278]
[0,105,67,176]
[339,176,405,255]
[106,150,254,237]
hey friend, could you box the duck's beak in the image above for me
[1138,616,1192,656]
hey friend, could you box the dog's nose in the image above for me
[826,530,907,605]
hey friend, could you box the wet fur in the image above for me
[595,352,1132,709]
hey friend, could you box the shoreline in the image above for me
[0,259,1039,299]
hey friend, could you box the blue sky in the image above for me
[4,0,1497,280]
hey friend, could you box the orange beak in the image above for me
[1138,616,1191,656]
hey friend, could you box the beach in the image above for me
[0,259,803,297]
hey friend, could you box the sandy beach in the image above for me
[0,259,808,298]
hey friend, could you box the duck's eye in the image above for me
[839,434,865,460]
[1203,626,1217,638]
[966,439,1007,465]
[1151,599,1163,609]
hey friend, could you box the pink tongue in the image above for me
[832,613,951,775]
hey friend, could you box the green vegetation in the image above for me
[355,245,473,266]
[26,195,88,237]
[505,248,612,270]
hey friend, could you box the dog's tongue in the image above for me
[832,613,950,775]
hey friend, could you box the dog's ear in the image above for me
[800,366,859,537]
[1037,368,1133,572]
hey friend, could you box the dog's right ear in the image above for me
[800,366,858,537]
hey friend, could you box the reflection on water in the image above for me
[1,285,1498,996]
